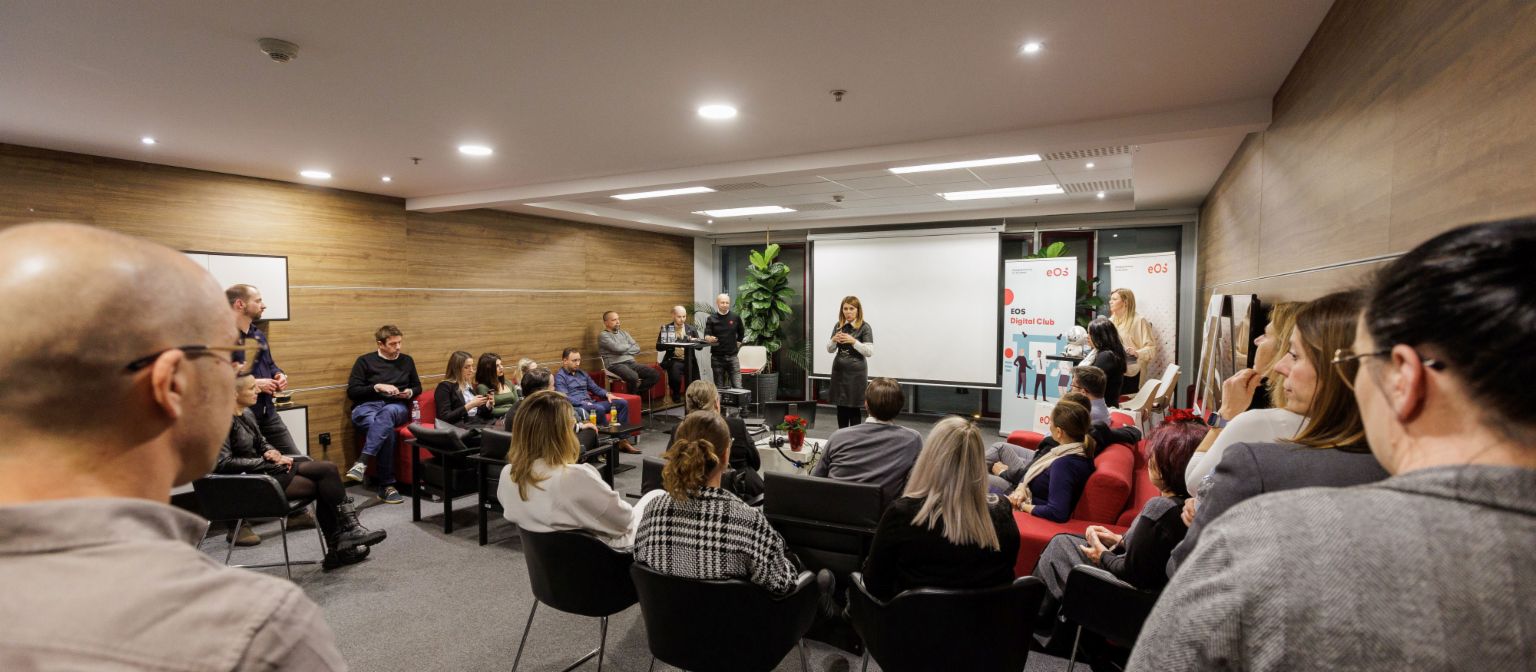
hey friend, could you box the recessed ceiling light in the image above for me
[140,136,156,145]
[1086,162,1095,169]
[697,104,738,120]
[612,186,716,200]
[381,176,392,182]
[1096,191,1106,199]
[1113,233,1119,238]
[707,219,714,224]
[299,169,331,179]
[458,144,494,156]
[693,205,795,218]
[890,154,1041,174]
[1021,42,1043,55]
[937,184,1063,201]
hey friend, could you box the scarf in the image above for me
[1020,441,1087,504]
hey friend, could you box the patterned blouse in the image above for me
[633,486,798,595]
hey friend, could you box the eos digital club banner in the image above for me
[1001,257,1079,436]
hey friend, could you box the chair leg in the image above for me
[798,639,809,671]
[278,518,292,581]
[596,616,608,672]
[443,485,453,534]
[1067,624,1083,670]
[512,601,538,672]
[223,518,243,565]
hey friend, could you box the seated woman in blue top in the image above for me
[1006,400,1097,522]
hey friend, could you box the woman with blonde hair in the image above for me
[497,389,636,549]
[633,411,798,594]
[860,416,1020,600]
[1109,288,1159,394]
[828,295,875,428]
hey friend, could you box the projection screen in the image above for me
[809,227,1001,387]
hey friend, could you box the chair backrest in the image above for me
[641,456,666,494]
[738,345,768,372]
[1070,442,1136,523]
[763,472,885,576]
[1153,365,1182,405]
[1119,379,1162,412]
[794,400,818,429]
[408,423,469,453]
[629,563,819,672]
[519,529,637,618]
[847,573,1045,672]
[480,428,512,460]
[193,474,290,521]
[759,401,789,429]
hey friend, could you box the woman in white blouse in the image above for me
[497,389,636,548]
[1109,288,1158,395]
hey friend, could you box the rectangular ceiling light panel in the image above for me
[890,154,1041,174]
[693,205,796,217]
[937,184,1064,201]
[611,186,716,200]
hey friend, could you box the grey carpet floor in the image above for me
[198,408,1075,672]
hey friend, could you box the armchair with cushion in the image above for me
[513,529,637,672]
[629,563,825,672]
[407,423,478,534]
[193,472,325,580]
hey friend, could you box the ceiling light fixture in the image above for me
[890,154,1041,174]
[1021,42,1043,54]
[1086,162,1095,169]
[693,205,795,218]
[612,186,716,200]
[381,176,392,183]
[140,136,156,145]
[458,144,494,156]
[697,104,738,120]
[299,170,332,179]
[1096,191,1106,199]
[938,184,1063,201]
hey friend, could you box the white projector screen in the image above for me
[810,229,1000,386]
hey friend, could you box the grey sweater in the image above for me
[598,328,641,365]
[811,420,923,503]
[1129,465,1536,671]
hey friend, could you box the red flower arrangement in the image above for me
[1162,408,1201,425]
[778,414,808,450]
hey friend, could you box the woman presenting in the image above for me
[1110,288,1158,394]
[827,295,874,428]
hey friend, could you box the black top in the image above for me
[434,380,490,427]
[667,415,760,472]
[1099,496,1188,591]
[704,311,746,355]
[1090,349,1126,404]
[346,352,423,403]
[861,495,1022,601]
[215,409,283,475]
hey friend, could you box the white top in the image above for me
[498,459,637,549]
[1184,408,1306,487]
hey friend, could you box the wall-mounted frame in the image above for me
[183,251,291,321]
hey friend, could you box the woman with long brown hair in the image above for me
[828,295,875,428]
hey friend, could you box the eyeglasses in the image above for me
[123,341,267,372]
[1331,348,1445,390]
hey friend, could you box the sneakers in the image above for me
[225,522,260,547]
[330,503,388,553]
[286,510,317,530]
[378,486,404,505]
[322,545,371,570]
[343,461,367,484]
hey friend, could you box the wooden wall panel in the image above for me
[1199,0,1536,316]
[0,143,695,461]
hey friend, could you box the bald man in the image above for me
[704,293,746,389]
[0,224,346,669]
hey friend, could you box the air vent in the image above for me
[710,181,769,192]
[1063,179,1133,194]
[1042,146,1131,161]
[791,202,841,212]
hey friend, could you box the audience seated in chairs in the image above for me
[861,416,1021,601]
[987,390,1142,498]
[667,379,764,499]
[554,347,639,454]
[1131,218,1536,670]
[599,310,661,401]
[811,377,924,504]
[434,350,494,441]
[497,390,637,549]
[520,366,600,459]
[634,411,799,594]
[1033,414,1206,623]
[474,352,520,423]
[1068,365,1114,425]
[343,324,421,504]
[1168,289,1389,575]
[989,398,1100,522]
[1086,317,1129,405]
[217,373,386,568]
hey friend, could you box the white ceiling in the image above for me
[0,1,1332,236]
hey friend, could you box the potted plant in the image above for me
[777,414,809,450]
[736,243,796,402]
[1028,241,1105,327]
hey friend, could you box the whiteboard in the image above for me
[809,229,1000,387]
[183,252,290,320]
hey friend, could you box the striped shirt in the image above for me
[633,486,798,594]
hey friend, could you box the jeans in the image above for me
[350,400,409,485]
[712,353,741,389]
[607,360,659,399]
[254,405,298,456]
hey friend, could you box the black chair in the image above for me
[1056,565,1161,670]
[472,428,512,545]
[514,529,637,672]
[763,471,885,578]
[640,456,666,496]
[847,572,1047,672]
[408,423,480,534]
[193,473,324,580]
[630,563,824,672]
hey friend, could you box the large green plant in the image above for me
[1028,241,1104,328]
[736,243,796,373]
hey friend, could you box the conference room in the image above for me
[2,1,1533,671]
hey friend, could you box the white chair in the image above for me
[1149,365,1182,425]
[1118,379,1162,415]
[737,345,769,416]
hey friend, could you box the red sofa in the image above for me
[1008,416,1155,576]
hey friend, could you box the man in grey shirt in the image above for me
[598,310,660,401]
[812,378,923,503]
[0,223,345,670]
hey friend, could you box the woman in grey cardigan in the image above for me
[1130,219,1536,672]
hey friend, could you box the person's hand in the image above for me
[1007,488,1027,510]
[991,462,1008,476]
[1087,525,1123,549]
[273,372,289,391]
[253,378,279,394]
[704,335,718,344]
[374,383,399,396]
[398,388,414,400]
[1218,369,1263,418]
[1182,497,1198,527]
[607,393,619,401]
[1078,535,1109,565]
[263,449,283,463]
[578,421,596,431]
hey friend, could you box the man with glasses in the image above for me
[343,325,421,504]
[227,284,297,455]
[0,223,344,669]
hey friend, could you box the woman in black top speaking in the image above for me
[827,296,875,428]
[1086,317,1128,405]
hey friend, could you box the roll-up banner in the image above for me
[1001,257,1079,436]
[1107,251,1178,385]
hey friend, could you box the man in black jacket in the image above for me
[704,293,746,389]
[342,325,422,504]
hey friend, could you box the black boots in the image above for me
[323,545,370,570]
[328,502,387,554]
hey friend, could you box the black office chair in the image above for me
[408,423,480,534]
[514,529,637,672]
[640,456,666,495]
[471,428,512,545]
[1056,565,1162,670]
[847,572,1047,672]
[630,563,824,672]
[193,473,324,580]
[763,472,885,578]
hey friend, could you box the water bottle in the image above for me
[411,400,421,423]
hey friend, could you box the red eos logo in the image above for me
[1147,263,1170,274]
[1045,267,1071,277]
